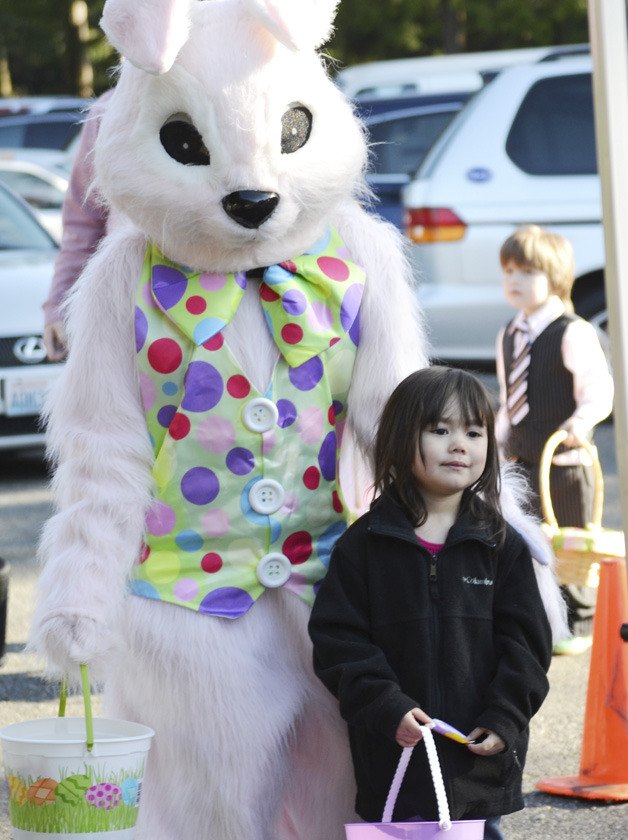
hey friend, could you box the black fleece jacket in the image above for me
[308,491,552,822]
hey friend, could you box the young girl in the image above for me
[308,366,552,840]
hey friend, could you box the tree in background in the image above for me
[2,0,589,95]
[329,0,589,66]
[3,0,115,97]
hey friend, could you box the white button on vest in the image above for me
[242,398,279,433]
[249,478,285,514]
[256,552,291,588]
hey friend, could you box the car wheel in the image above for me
[576,287,611,371]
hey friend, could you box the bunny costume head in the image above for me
[96,0,367,271]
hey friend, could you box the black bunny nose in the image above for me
[222,191,280,229]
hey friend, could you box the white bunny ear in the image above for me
[100,0,193,74]
[243,0,340,51]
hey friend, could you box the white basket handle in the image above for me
[382,724,452,830]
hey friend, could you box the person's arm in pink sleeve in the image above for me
[43,92,112,360]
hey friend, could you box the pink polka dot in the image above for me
[202,508,230,537]
[262,431,276,454]
[332,491,344,513]
[169,412,191,440]
[283,531,313,565]
[307,302,334,332]
[146,501,176,536]
[186,295,207,315]
[328,405,336,425]
[174,578,199,602]
[199,273,226,291]
[297,406,324,445]
[203,333,224,351]
[147,338,183,373]
[280,259,298,273]
[197,416,236,452]
[281,323,303,345]
[303,466,320,490]
[139,372,157,411]
[317,256,350,281]
[227,375,251,398]
[201,552,223,573]
[139,543,150,563]
[282,491,299,514]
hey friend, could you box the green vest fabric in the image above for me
[131,227,365,618]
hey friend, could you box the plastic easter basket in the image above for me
[539,431,625,588]
[345,726,485,839]
[0,664,154,840]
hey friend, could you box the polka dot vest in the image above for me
[132,227,365,618]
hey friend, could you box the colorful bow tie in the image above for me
[148,228,366,368]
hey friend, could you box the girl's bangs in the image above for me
[438,373,492,428]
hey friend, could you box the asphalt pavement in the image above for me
[0,410,626,839]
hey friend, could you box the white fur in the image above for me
[31,1,566,837]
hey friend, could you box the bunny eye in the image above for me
[160,116,210,166]
[281,105,312,154]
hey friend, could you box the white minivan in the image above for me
[402,55,606,363]
[335,45,589,99]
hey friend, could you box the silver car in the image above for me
[0,182,62,449]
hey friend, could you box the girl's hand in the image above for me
[395,707,433,748]
[466,728,505,756]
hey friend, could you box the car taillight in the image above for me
[404,207,467,243]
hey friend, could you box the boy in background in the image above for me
[495,225,613,654]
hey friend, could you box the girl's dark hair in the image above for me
[374,366,505,543]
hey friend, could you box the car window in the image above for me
[0,171,65,210]
[506,73,596,176]
[368,110,458,175]
[0,119,80,150]
[0,187,54,249]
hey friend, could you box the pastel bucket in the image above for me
[345,726,484,840]
[345,820,485,839]
[0,666,154,839]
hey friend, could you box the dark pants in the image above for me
[519,458,596,636]
[404,814,504,839]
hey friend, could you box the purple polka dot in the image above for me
[226,447,255,475]
[288,356,324,391]
[332,399,344,416]
[282,288,307,316]
[157,404,177,428]
[349,310,360,346]
[182,361,223,412]
[199,586,254,618]
[318,430,337,481]
[135,306,148,352]
[277,399,297,428]
[340,284,363,334]
[235,271,248,290]
[181,467,220,505]
[152,264,189,310]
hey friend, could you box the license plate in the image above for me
[3,376,50,417]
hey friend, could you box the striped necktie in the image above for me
[507,318,532,426]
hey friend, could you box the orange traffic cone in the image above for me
[537,556,628,800]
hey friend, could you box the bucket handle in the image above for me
[382,724,452,830]
[58,663,94,752]
[539,430,604,530]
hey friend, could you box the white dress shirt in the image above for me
[495,296,614,462]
